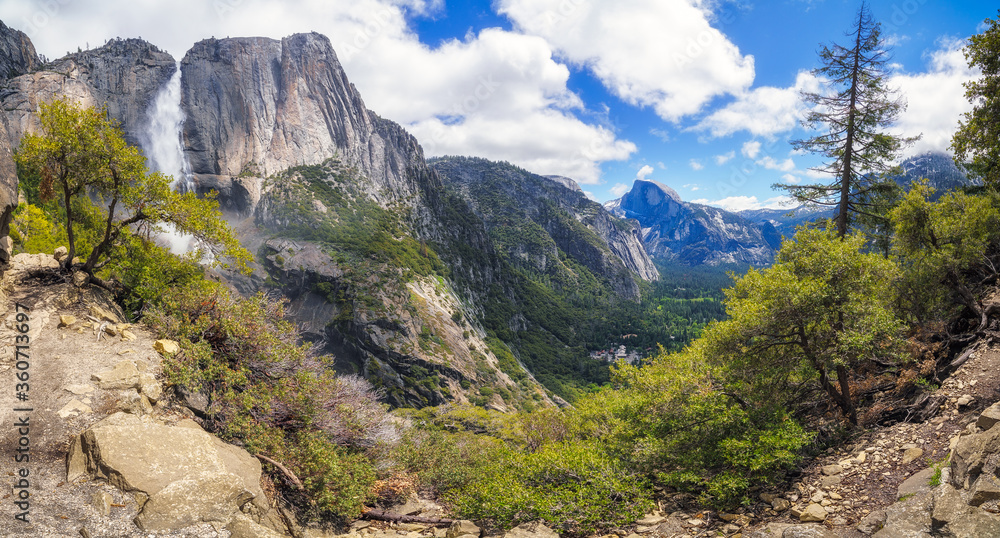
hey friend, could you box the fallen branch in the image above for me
[362,507,454,526]
[255,454,305,491]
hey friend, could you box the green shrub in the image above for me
[446,440,653,536]
[147,284,393,521]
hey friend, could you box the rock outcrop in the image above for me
[180,32,425,212]
[67,412,274,532]
[868,402,1000,537]
[0,19,38,80]
[606,179,782,266]
[0,38,175,148]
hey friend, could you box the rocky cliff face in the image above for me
[606,179,781,266]
[180,33,424,212]
[433,157,658,299]
[0,38,175,148]
[0,20,38,79]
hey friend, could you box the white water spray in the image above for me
[144,63,195,193]
[142,62,196,254]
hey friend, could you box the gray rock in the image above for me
[932,483,1000,537]
[91,361,140,390]
[897,467,935,500]
[820,464,843,476]
[180,33,425,213]
[874,491,932,537]
[782,525,838,538]
[952,424,1000,489]
[227,513,287,538]
[772,498,792,512]
[856,510,886,535]
[66,412,267,532]
[447,520,481,538]
[2,38,174,150]
[92,491,113,516]
[0,20,39,80]
[503,521,559,538]
[977,401,1000,431]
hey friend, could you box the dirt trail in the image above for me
[0,254,219,537]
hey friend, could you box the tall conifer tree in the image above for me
[782,2,917,237]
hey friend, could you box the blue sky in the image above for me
[0,0,991,209]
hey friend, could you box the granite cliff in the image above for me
[180,33,425,212]
[606,179,782,266]
[433,156,658,299]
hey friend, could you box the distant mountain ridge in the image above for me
[605,179,782,266]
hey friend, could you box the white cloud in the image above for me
[657,161,667,170]
[649,128,671,142]
[741,140,761,159]
[695,71,821,138]
[610,183,630,197]
[782,173,801,184]
[690,195,795,212]
[689,159,704,171]
[757,156,797,172]
[889,38,977,157]
[584,190,598,201]
[682,183,701,191]
[636,165,654,180]
[3,0,637,184]
[714,150,735,165]
[497,0,755,121]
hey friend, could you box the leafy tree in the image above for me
[951,10,1000,185]
[782,3,917,237]
[705,226,903,425]
[890,183,1000,329]
[14,98,249,281]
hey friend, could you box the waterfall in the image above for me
[142,62,195,254]
[143,62,195,193]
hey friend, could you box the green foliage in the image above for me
[574,347,811,509]
[706,225,904,424]
[264,160,445,279]
[952,10,1000,185]
[446,440,653,536]
[9,202,66,255]
[147,284,392,521]
[14,98,250,279]
[890,184,1000,326]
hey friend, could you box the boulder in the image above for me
[91,360,141,390]
[820,464,843,476]
[54,246,68,261]
[901,447,924,465]
[897,467,935,500]
[66,412,267,532]
[781,525,838,538]
[447,520,481,538]
[856,510,886,535]
[931,483,1000,537]
[874,491,932,537]
[976,402,1000,431]
[153,339,180,355]
[798,504,827,523]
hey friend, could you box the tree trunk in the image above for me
[836,7,865,238]
[836,363,858,425]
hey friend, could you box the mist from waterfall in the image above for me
[142,62,195,254]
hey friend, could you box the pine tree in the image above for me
[951,10,1000,186]
[782,2,918,237]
